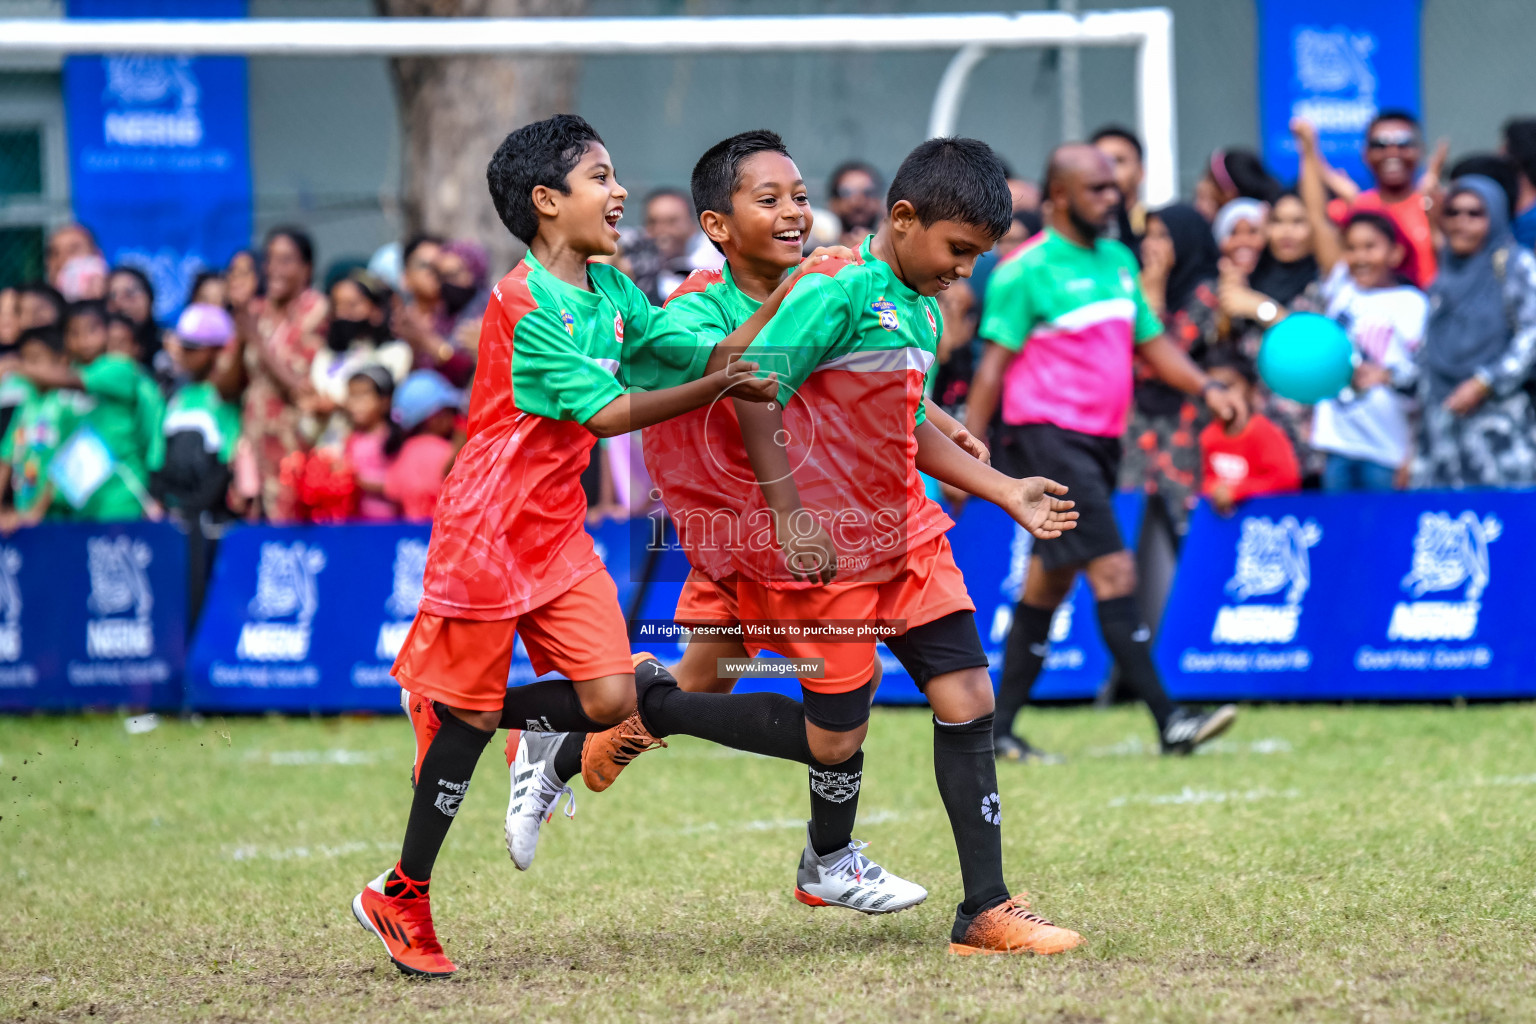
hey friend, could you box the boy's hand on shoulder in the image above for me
[716,358,778,404]
[804,245,859,265]
[779,512,838,585]
[1004,476,1077,540]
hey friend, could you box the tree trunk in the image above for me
[378,0,587,276]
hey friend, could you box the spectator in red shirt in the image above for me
[383,369,463,522]
[1199,351,1301,514]
[1314,110,1443,289]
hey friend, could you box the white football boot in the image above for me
[504,730,576,871]
[794,828,928,914]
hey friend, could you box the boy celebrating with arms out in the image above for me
[612,138,1085,955]
[353,114,778,979]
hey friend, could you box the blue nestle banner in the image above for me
[1257,0,1422,187]
[185,519,649,714]
[1158,491,1534,701]
[64,0,251,324]
[0,521,185,712]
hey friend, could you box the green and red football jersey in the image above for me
[736,236,953,586]
[418,252,707,620]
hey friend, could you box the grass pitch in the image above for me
[2,702,1535,1023]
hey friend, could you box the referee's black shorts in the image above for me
[994,422,1126,572]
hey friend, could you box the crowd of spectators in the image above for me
[2,111,1535,536]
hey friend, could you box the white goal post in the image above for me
[0,9,1179,205]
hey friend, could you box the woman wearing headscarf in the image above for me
[1122,203,1221,534]
[1414,175,1536,488]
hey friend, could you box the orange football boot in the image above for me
[352,868,457,977]
[401,689,441,789]
[580,653,668,792]
[949,895,1084,956]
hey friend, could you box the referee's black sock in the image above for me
[808,749,863,857]
[933,714,1010,917]
[1096,595,1175,730]
[995,602,1055,740]
[637,676,813,764]
[392,709,493,889]
[499,679,610,734]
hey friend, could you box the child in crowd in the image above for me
[383,369,462,522]
[0,326,80,529]
[0,301,160,521]
[343,365,399,521]
[1296,122,1428,491]
[1200,351,1301,514]
[151,304,242,520]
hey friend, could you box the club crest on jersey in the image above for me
[924,305,938,337]
[560,308,575,336]
[614,312,624,343]
[871,298,899,332]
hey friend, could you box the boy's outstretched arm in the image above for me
[585,360,777,438]
[731,396,837,584]
[914,419,1077,539]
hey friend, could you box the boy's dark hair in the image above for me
[15,324,63,355]
[1448,153,1521,218]
[106,311,136,334]
[64,299,108,331]
[1091,124,1144,161]
[1368,108,1420,134]
[486,114,604,244]
[887,137,1012,239]
[264,226,314,269]
[1343,210,1402,248]
[1206,346,1258,386]
[1502,118,1536,188]
[828,160,883,199]
[690,130,794,254]
[17,280,64,325]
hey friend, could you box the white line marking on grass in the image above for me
[242,749,384,766]
[669,808,903,836]
[1083,735,1293,758]
[1475,774,1536,786]
[229,840,396,862]
[1107,787,1300,808]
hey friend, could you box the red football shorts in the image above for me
[738,534,974,693]
[392,569,634,712]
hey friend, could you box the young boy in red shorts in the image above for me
[608,138,1086,955]
[351,114,779,979]
[504,130,988,912]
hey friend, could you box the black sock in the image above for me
[392,710,493,889]
[499,679,609,734]
[551,732,584,784]
[1096,595,1175,730]
[808,749,863,856]
[995,603,1054,740]
[933,714,1009,919]
[636,680,814,763]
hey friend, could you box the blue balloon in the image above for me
[1257,312,1355,404]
